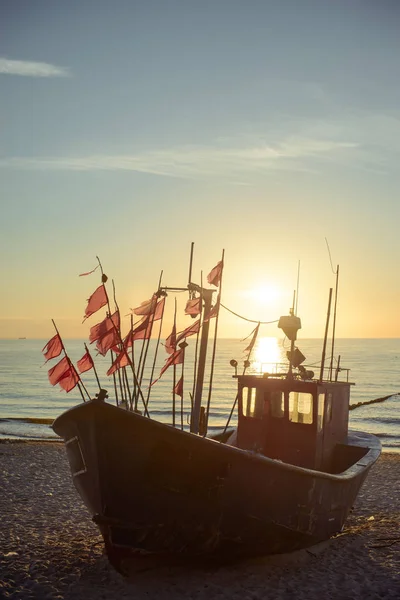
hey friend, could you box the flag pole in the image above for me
[172,297,177,427]
[112,279,129,404]
[190,272,202,412]
[190,281,213,434]
[92,263,148,417]
[188,242,194,284]
[130,314,136,410]
[144,289,167,411]
[204,249,224,434]
[136,299,158,389]
[222,323,259,434]
[107,326,150,417]
[84,343,101,391]
[138,271,163,389]
[179,345,186,431]
[95,256,120,404]
[137,302,156,388]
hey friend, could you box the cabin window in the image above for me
[243,387,263,419]
[242,387,283,419]
[288,392,313,424]
[317,393,325,431]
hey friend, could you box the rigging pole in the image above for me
[319,288,333,382]
[204,249,225,434]
[329,265,339,381]
[190,286,213,434]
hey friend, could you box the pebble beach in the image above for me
[1,442,399,600]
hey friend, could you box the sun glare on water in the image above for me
[253,337,283,373]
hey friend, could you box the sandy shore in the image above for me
[0,442,399,600]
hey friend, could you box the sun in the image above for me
[250,284,280,305]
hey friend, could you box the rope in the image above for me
[220,303,279,325]
[349,394,395,411]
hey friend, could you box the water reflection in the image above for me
[253,337,284,373]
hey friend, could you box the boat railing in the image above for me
[254,362,289,376]
[319,365,351,383]
[251,362,351,383]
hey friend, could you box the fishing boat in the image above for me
[49,248,381,573]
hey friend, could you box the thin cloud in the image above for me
[0,58,70,77]
[0,138,357,179]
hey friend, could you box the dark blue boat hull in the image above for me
[52,400,381,569]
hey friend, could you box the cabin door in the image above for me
[320,391,334,468]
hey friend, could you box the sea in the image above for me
[0,338,399,452]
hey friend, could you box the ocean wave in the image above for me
[0,417,54,425]
[0,430,58,440]
[374,432,399,439]
[368,417,400,425]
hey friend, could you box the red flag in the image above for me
[58,365,80,392]
[42,334,62,362]
[184,297,201,316]
[48,356,70,386]
[174,376,184,397]
[107,350,130,376]
[132,295,157,316]
[122,323,146,349]
[243,323,260,356]
[132,314,153,341]
[83,285,108,321]
[122,328,134,350]
[207,260,223,287]
[151,348,184,386]
[176,319,201,344]
[77,349,94,374]
[89,311,120,343]
[160,348,184,378]
[96,329,120,356]
[131,295,165,318]
[153,297,165,321]
[79,265,99,277]
[204,295,220,322]
[123,298,165,347]
[165,324,176,354]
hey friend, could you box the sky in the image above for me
[1,0,399,340]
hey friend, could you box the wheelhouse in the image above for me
[236,374,352,471]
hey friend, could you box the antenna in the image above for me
[325,238,337,276]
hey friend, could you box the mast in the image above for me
[160,280,214,434]
[319,288,333,382]
[329,265,339,381]
[204,249,225,434]
[158,243,216,434]
[190,286,213,434]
